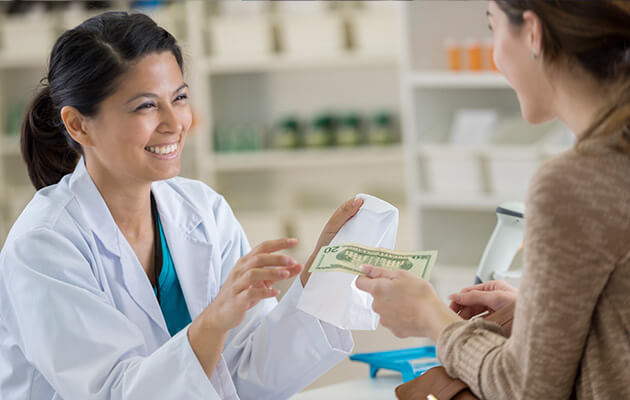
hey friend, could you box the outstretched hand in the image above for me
[356,265,461,341]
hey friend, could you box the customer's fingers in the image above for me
[360,265,399,280]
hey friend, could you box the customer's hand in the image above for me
[448,280,518,320]
[356,265,461,341]
[301,197,364,287]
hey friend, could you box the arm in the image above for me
[213,196,357,400]
[0,228,219,399]
[437,162,620,399]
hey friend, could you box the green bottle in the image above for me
[304,114,335,148]
[336,113,362,147]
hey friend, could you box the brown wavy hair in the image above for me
[495,0,630,148]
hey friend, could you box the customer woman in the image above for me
[357,1,630,398]
[0,11,363,399]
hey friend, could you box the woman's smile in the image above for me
[144,139,180,160]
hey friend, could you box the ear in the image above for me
[522,10,543,57]
[60,105,94,147]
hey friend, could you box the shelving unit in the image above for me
[182,1,407,263]
[398,1,571,288]
[0,1,407,258]
[0,1,573,291]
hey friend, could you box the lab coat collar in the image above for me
[68,158,207,257]
[69,157,212,323]
[68,157,122,257]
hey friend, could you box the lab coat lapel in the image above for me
[152,182,213,320]
[70,158,169,335]
[118,244,170,335]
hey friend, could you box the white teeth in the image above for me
[146,143,177,155]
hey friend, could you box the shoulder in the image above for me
[526,146,630,254]
[528,146,628,209]
[2,180,94,270]
[5,176,82,243]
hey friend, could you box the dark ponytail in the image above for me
[21,11,184,190]
[21,85,81,190]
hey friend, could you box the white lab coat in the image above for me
[0,158,353,400]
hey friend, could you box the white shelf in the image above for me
[409,71,510,89]
[414,192,502,212]
[212,146,404,172]
[416,144,543,157]
[202,54,398,75]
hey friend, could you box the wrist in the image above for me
[423,297,462,342]
[196,305,229,336]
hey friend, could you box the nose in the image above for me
[158,103,183,135]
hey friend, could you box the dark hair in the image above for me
[494,0,630,147]
[21,11,184,190]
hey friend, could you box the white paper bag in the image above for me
[296,194,399,330]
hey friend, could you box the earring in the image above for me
[531,52,537,60]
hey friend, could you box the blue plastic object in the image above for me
[349,346,440,383]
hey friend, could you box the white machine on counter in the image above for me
[475,201,525,286]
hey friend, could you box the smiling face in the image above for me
[82,51,192,186]
[487,1,556,124]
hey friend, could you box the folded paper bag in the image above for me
[296,193,399,330]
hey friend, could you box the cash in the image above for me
[309,243,437,279]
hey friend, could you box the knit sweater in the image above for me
[437,130,630,400]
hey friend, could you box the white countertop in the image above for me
[292,374,403,400]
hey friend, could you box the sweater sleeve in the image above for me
[437,155,620,400]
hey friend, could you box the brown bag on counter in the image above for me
[394,303,515,400]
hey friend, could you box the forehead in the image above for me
[112,52,183,98]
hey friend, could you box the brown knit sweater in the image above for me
[437,130,630,400]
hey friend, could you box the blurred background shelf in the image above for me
[0,54,46,70]
[203,54,398,75]
[414,193,502,212]
[212,146,403,172]
[409,71,509,89]
[0,135,19,156]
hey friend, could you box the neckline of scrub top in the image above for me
[152,198,193,336]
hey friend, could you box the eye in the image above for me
[135,102,155,111]
[174,94,188,102]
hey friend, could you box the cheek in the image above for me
[493,34,513,77]
[494,35,554,124]
[179,106,193,133]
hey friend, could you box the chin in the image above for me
[152,163,181,182]
[518,97,555,125]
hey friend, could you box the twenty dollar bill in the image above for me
[309,243,437,279]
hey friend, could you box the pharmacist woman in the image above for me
[0,12,363,400]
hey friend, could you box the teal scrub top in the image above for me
[153,214,193,336]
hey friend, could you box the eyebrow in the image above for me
[125,83,189,105]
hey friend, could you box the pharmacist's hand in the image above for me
[448,280,518,320]
[301,197,364,287]
[205,239,302,332]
